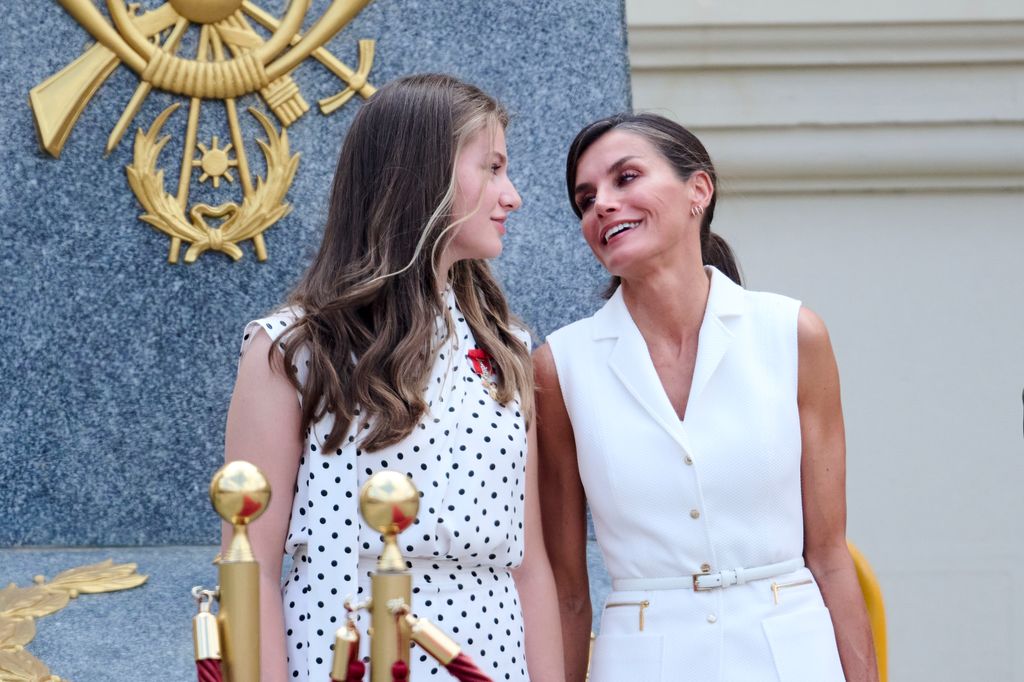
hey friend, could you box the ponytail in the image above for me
[699,189,740,284]
[701,229,741,285]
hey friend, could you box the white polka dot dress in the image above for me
[240,290,531,682]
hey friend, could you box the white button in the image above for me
[707,613,717,624]
[690,509,700,519]
[684,455,693,465]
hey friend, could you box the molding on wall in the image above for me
[627,19,1024,193]
[700,122,1024,194]
[629,21,1024,69]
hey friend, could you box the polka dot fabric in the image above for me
[240,291,531,682]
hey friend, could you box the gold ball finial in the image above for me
[359,471,419,536]
[210,460,271,526]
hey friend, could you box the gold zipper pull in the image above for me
[770,578,813,605]
[606,599,652,632]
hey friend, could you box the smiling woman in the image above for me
[567,116,740,299]
[537,113,879,682]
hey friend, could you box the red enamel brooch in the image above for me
[467,348,499,399]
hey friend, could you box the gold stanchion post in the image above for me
[358,471,420,681]
[210,460,270,682]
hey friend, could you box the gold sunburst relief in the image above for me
[194,137,238,188]
[31,1,380,264]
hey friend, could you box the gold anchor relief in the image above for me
[30,0,379,264]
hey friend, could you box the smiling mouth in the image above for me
[602,220,640,244]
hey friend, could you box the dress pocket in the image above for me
[762,607,845,681]
[589,633,664,682]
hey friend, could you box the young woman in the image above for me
[224,74,564,681]
[535,113,878,681]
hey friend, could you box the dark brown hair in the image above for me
[565,112,741,294]
[275,74,533,453]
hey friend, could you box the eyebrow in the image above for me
[573,155,640,196]
[492,151,508,164]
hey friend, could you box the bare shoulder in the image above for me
[532,343,559,388]
[531,343,573,436]
[797,305,839,366]
[797,305,831,350]
[236,327,292,393]
[797,306,840,400]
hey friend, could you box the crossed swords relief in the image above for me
[30,0,377,263]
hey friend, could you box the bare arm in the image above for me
[534,344,591,682]
[511,418,566,682]
[221,330,303,682]
[798,307,879,682]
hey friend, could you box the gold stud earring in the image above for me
[690,204,704,217]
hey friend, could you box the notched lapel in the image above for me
[688,267,746,407]
[596,289,689,449]
[593,268,747,444]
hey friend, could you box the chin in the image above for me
[598,253,631,277]
[470,244,503,261]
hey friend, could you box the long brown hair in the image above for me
[565,113,741,295]
[276,74,533,453]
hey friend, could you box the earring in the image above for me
[690,204,704,217]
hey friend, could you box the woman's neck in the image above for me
[620,257,711,347]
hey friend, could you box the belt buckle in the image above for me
[692,573,713,592]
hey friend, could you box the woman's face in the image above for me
[446,125,522,265]
[572,130,698,278]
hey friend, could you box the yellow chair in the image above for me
[848,541,888,682]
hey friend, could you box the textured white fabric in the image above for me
[241,290,531,682]
[547,266,844,682]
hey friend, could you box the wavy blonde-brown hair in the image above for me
[276,73,533,453]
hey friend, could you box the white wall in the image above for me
[626,1,1024,679]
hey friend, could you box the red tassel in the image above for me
[444,652,494,682]
[391,659,409,681]
[196,658,222,682]
[345,659,366,682]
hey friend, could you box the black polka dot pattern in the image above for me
[240,292,531,682]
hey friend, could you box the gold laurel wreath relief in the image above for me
[126,104,299,263]
[0,560,148,682]
[31,0,378,265]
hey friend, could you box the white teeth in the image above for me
[603,221,639,243]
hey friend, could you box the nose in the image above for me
[501,179,522,212]
[594,190,618,217]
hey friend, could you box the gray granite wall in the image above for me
[0,1,630,545]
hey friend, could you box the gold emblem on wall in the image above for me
[30,0,377,263]
[0,560,148,681]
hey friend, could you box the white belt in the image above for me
[612,557,805,593]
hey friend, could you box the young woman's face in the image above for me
[446,125,522,265]
[572,130,697,278]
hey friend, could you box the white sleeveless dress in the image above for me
[241,290,531,682]
[547,266,845,682]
